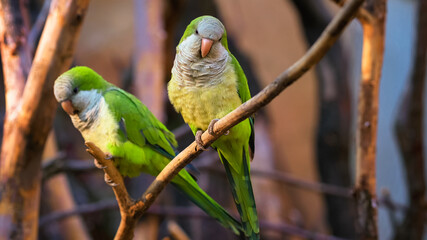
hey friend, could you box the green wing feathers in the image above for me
[104,88,177,157]
[231,53,255,158]
[218,144,260,239]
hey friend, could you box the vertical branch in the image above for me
[0,0,31,140]
[133,0,166,121]
[0,0,90,239]
[354,0,386,239]
[393,0,427,238]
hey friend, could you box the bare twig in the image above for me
[353,1,386,239]
[40,201,351,240]
[85,142,135,240]
[167,221,190,240]
[42,156,352,197]
[329,0,372,22]
[28,0,51,56]
[199,166,352,198]
[39,199,118,227]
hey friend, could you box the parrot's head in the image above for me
[179,15,228,59]
[54,66,110,116]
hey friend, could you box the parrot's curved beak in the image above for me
[201,38,213,58]
[61,100,76,115]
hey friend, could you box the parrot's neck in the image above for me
[70,90,103,131]
[172,36,229,87]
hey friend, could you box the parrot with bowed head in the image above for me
[168,16,259,239]
[53,66,243,235]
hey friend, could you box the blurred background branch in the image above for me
[393,0,427,238]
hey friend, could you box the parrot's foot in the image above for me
[105,153,113,160]
[195,130,208,151]
[104,173,119,187]
[207,119,229,136]
[94,159,107,169]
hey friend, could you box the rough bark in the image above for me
[290,0,355,237]
[354,0,386,239]
[393,0,427,238]
[0,0,90,239]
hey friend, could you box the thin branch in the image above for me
[328,0,372,22]
[199,166,352,198]
[27,0,51,56]
[85,142,135,240]
[354,0,386,238]
[167,221,190,240]
[39,201,351,240]
[39,199,118,227]
[393,0,427,238]
[42,156,352,197]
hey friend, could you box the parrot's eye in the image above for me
[73,87,79,94]
[195,29,199,35]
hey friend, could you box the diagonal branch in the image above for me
[329,0,372,22]
[85,142,135,240]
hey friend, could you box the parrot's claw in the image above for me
[104,173,119,187]
[208,119,229,136]
[207,119,220,135]
[94,159,107,169]
[105,153,113,160]
[195,130,208,151]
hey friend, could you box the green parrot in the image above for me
[53,66,243,235]
[168,16,259,239]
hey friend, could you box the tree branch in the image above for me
[27,0,51,56]
[0,0,90,239]
[199,165,352,198]
[354,0,386,238]
[39,200,351,240]
[0,0,32,114]
[393,0,427,238]
[85,142,135,240]
[42,156,353,197]
[329,0,372,22]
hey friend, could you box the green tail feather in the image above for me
[219,147,260,240]
[171,173,243,236]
